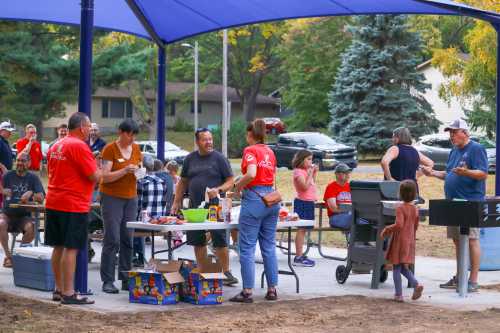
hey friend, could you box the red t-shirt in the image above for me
[241,144,276,188]
[323,181,351,217]
[16,138,43,171]
[45,135,97,213]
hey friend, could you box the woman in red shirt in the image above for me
[230,119,280,303]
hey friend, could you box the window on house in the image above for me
[166,100,176,116]
[101,99,109,118]
[101,99,133,119]
[190,101,202,114]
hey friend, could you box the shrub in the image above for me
[172,117,192,132]
[212,120,248,158]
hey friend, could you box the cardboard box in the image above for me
[180,258,225,305]
[128,260,184,305]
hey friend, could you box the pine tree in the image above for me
[329,15,439,154]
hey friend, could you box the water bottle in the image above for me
[141,210,150,223]
[220,192,231,223]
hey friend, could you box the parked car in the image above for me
[262,117,286,135]
[136,140,189,164]
[415,133,496,173]
[268,132,357,171]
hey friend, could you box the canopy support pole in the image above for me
[77,0,94,118]
[495,23,500,195]
[75,0,94,296]
[157,46,166,161]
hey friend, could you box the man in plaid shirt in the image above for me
[133,155,172,265]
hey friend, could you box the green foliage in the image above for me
[212,120,248,158]
[0,22,79,132]
[279,18,351,131]
[172,117,192,132]
[329,15,439,154]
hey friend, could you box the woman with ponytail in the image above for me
[230,119,280,303]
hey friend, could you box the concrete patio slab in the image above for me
[1,235,500,313]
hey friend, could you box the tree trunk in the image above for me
[242,90,259,122]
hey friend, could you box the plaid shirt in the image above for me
[137,174,169,219]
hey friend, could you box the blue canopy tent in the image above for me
[2,0,500,292]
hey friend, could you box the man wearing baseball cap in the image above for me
[0,121,15,174]
[422,118,488,292]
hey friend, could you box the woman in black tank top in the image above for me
[381,127,434,184]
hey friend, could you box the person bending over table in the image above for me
[45,112,102,305]
[0,153,44,268]
[421,119,488,293]
[230,119,280,303]
[170,128,238,286]
[99,119,142,294]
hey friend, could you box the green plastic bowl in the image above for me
[181,209,209,223]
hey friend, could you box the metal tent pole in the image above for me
[495,23,500,195]
[222,29,228,157]
[157,46,166,161]
[77,0,94,118]
[75,0,94,295]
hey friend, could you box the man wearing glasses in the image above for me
[171,128,239,286]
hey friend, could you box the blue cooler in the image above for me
[12,246,55,291]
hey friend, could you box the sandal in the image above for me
[61,293,95,305]
[394,295,404,302]
[229,291,253,303]
[3,257,12,268]
[412,285,424,301]
[52,290,62,302]
[265,289,278,301]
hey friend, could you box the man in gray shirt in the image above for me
[171,128,238,286]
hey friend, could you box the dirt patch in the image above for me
[2,292,500,332]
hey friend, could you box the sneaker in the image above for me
[439,276,457,289]
[468,281,479,293]
[412,284,424,300]
[223,271,239,286]
[394,295,404,302]
[293,256,315,267]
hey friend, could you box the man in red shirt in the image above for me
[323,163,353,229]
[16,124,43,173]
[45,112,101,305]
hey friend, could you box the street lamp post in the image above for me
[182,41,199,149]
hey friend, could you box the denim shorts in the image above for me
[293,198,314,230]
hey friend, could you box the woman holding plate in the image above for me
[99,119,143,294]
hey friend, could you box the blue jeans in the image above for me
[238,186,280,289]
[329,212,352,230]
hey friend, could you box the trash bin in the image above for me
[480,228,500,270]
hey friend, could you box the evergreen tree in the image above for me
[329,15,439,154]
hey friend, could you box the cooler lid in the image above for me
[13,246,53,260]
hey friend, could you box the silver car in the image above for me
[415,133,496,173]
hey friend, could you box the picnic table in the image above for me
[127,215,314,293]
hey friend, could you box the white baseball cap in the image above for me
[0,121,15,132]
[444,119,469,132]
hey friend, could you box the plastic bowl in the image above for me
[181,209,208,223]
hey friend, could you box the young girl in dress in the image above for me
[291,150,318,267]
[381,179,424,302]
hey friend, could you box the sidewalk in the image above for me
[1,237,500,313]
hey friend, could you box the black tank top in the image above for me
[389,144,420,182]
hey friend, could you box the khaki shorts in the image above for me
[447,226,480,240]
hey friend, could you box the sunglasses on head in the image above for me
[195,127,210,134]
